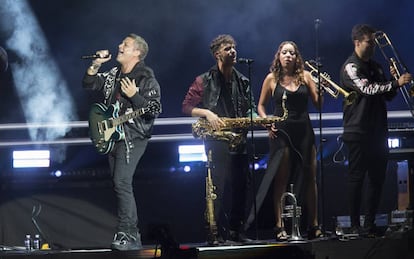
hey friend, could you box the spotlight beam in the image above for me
[0,0,77,142]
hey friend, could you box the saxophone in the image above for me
[192,91,288,149]
[205,149,218,245]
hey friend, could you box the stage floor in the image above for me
[1,230,413,259]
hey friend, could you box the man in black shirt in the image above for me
[340,24,412,236]
[83,34,161,250]
[182,34,256,244]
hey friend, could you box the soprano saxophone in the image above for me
[192,91,288,149]
[205,149,219,245]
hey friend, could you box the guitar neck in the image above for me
[112,108,146,126]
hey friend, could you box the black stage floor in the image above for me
[1,230,413,259]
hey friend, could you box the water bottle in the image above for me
[333,217,344,237]
[24,234,32,251]
[33,234,40,250]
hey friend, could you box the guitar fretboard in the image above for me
[112,108,146,126]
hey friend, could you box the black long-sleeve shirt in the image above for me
[340,52,398,141]
[82,61,161,141]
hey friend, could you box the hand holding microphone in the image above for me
[84,50,111,75]
[82,50,111,63]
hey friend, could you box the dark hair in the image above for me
[351,24,376,41]
[270,41,305,85]
[128,33,149,60]
[209,34,236,57]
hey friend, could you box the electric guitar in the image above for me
[88,100,160,154]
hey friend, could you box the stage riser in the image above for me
[0,175,206,249]
[0,159,411,249]
[1,235,413,259]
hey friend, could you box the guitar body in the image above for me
[88,100,161,155]
[88,102,124,154]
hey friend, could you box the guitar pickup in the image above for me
[97,119,113,134]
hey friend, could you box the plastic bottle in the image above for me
[33,234,40,250]
[24,234,32,251]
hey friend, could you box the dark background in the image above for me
[0,0,413,249]
[1,0,413,121]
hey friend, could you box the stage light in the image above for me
[12,150,50,168]
[178,145,207,162]
[183,165,191,173]
[388,138,400,149]
[53,170,62,177]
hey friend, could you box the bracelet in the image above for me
[88,63,101,74]
[90,62,101,70]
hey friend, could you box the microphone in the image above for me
[308,59,322,67]
[81,53,110,59]
[314,18,322,30]
[237,58,254,64]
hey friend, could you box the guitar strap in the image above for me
[102,67,132,163]
[103,67,121,106]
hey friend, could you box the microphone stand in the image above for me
[314,18,325,228]
[240,59,259,240]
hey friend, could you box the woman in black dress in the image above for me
[252,41,323,241]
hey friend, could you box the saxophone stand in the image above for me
[205,149,219,245]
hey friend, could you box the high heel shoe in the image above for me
[307,225,325,240]
[274,227,288,242]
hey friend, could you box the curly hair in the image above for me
[209,34,236,58]
[269,41,305,86]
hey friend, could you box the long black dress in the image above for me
[245,83,315,230]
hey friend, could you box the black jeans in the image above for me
[204,139,249,235]
[344,138,388,228]
[108,138,148,235]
